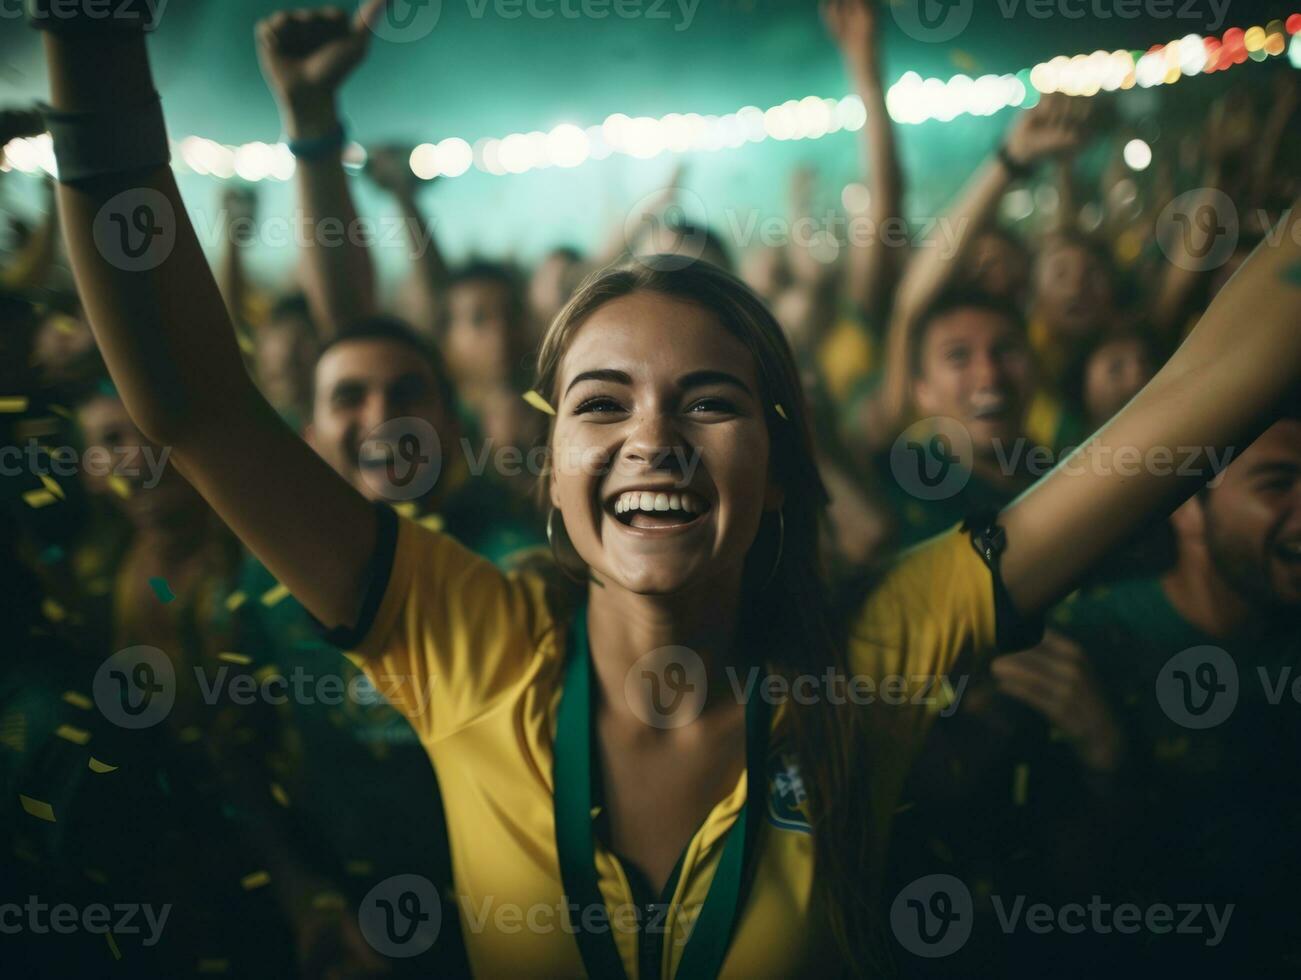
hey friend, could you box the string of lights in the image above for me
[3,14,1299,182]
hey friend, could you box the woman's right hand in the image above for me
[256,0,386,136]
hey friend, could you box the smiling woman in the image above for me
[28,0,1301,974]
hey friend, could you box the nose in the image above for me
[360,390,398,433]
[620,409,687,475]
[972,348,1008,389]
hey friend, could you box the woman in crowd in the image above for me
[27,2,1301,977]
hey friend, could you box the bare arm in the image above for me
[845,96,1090,455]
[365,146,450,334]
[257,4,382,340]
[1001,205,1301,615]
[43,30,375,630]
[822,0,902,321]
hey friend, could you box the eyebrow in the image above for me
[329,373,430,395]
[564,368,754,397]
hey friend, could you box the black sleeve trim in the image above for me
[312,502,399,650]
[962,509,1045,652]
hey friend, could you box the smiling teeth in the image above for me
[615,490,706,515]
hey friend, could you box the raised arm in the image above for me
[39,21,374,630]
[821,0,904,323]
[365,145,450,334]
[847,96,1090,455]
[1001,205,1301,615]
[256,3,382,339]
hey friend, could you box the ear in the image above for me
[911,376,933,416]
[549,464,563,511]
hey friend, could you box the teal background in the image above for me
[1,0,1291,286]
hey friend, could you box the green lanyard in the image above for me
[554,607,771,980]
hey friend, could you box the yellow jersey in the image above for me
[351,516,998,978]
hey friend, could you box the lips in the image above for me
[605,487,711,532]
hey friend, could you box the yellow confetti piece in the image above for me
[54,724,90,745]
[62,691,93,710]
[236,331,255,355]
[16,418,59,439]
[224,590,247,612]
[419,513,445,532]
[217,651,252,666]
[312,892,347,911]
[260,583,290,607]
[393,501,418,519]
[178,726,202,744]
[85,868,108,884]
[1012,763,1030,806]
[773,403,788,420]
[52,314,78,335]
[105,931,121,961]
[0,396,29,413]
[270,783,289,807]
[197,960,230,974]
[88,758,118,774]
[50,404,72,419]
[240,870,271,890]
[254,665,280,684]
[39,474,66,500]
[522,389,556,416]
[344,859,373,876]
[23,489,57,509]
[19,795,55,823]
[107,475,131,499]
[42,598,66,622]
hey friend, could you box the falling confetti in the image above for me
[217,651,252,666]
[22,489,57,509]
[88,758,119,773]
[0,396,30,413]
[62,691,93,710]
[224,590,247,612]
[19,795,56,822]
[105,932,121,960]
[1012,763,1030,806]
[240,870,271,890]
[54,724,90,745]
[260,583,290,607]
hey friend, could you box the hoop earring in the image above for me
[764,508,785,589]
[547,508,590,585]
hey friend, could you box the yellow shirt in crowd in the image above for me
[355,518,997,978]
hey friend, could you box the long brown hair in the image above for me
[532,257,880,973]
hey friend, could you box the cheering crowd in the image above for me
[2,1,1301,977]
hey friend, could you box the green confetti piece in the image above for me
[148,577,175,604]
